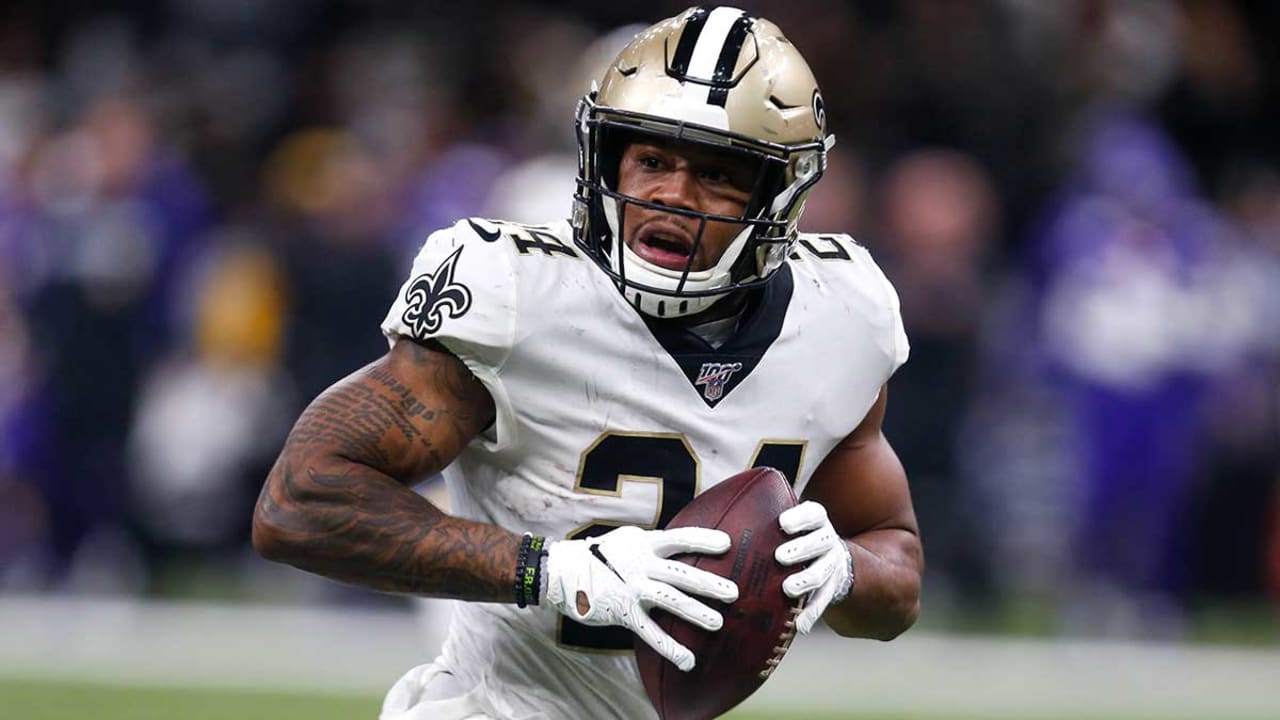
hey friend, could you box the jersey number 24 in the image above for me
[558,431,806,652]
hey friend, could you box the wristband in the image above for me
[514,533,547,608]
[833,541,855,603]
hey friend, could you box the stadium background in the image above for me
[1,0,1278,718]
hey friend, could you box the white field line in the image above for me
[1,595,1278,719]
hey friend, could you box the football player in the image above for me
[253,6,923,719]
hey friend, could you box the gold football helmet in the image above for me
[573,5,832,317]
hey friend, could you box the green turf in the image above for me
[0,677,379,720]
[0,676,1141,720]
[0,677,908,719]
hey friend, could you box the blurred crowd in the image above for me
[1,0,1278,637]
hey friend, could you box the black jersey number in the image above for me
[557,432,805,653]
[790,234,855,261]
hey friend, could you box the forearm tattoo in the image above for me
[255,342,516,601]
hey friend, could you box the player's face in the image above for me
[615,140,756,272]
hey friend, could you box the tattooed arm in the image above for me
[252,338,520,601]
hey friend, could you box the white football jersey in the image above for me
[380,218,907,720]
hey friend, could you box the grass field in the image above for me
[4,597,1278,720]
[1,678,377,720]
[0,677,872,720]
[0,676,1105,720]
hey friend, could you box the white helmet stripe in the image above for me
[707,14,754,107]
[686,7,747,80]
[678,7,748,108]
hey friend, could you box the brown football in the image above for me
[636,467,803,720]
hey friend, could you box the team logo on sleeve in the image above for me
[402,246,473,336]
[694,362,744,401]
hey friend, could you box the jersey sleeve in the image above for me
[381,219,519,451]
[825,234,911,383]
[870,252,910,379]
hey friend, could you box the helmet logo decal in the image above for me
[812,90,827,133]
[695,361,744,401]
[402,246,473,337]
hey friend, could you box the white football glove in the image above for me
[775,501,854,634]
[544,525,739,672]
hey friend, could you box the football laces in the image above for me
[759,596,806,680]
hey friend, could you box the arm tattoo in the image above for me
[257,457,517,599]
[408,340,494,445]
[286,345,491,476]
[254,344,513,601]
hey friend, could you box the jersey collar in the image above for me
[639,265,794,408]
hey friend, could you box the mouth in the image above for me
[631,224,697,271]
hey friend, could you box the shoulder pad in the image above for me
[380,219,522,450]
[458,217,580,259]
[382,219,517,356]
[790,232,909,377]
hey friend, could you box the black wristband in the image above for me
[514,534,547,608]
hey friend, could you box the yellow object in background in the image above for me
[194,246,286,370]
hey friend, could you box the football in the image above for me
[636,466,803,720]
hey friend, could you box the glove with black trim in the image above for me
[544,525,739,671]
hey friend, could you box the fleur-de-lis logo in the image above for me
[402,246,473,337]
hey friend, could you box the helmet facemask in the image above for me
[574,98,828,318]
